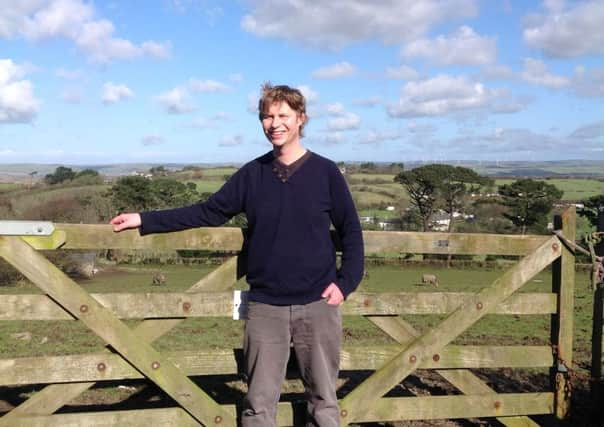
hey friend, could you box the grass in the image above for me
[7,184,110,217]
[192,179,226,194]
[358,208,400,219]
[199,167,237,177]
[0,182,24,193]
[495,178,604,201]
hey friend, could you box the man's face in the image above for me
[261,101,305,148]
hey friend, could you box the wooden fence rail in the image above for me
[0,208,576,426]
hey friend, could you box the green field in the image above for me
[199,167,237,177]
[495,178,604,201]
[192,179,226,194]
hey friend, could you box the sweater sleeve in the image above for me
[139,167,247,235]
[328,163,364,298]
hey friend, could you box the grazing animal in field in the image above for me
[421,273,439,287]
[152,272,166,286]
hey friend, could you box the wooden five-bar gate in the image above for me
[0,209,576,426]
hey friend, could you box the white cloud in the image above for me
[353,96,381,107]
[0,58,40,124]
[155,87,195,114]
[190,112,230,129]
[102,82,133,105]
[407,121,437,135]
[402,26,496,65]
[385,65,419,80]
[189,78,230,92]
[312,62,357,79]
[61,88,82,104]
[241,0,477,49]
[247,91,259,114]
[568,120,604,140]
[326,102,346,115]
[297,85,319,103]
[572,66,604,97]
[229,73,243,83]
[141,134,165,146]
[450,128,562,155]
[309,132,345,145]
[0,0,171,63]
[55,67,82,80]
[489,91,533,114]
[521,58,569,88]
[523,0,604,57]
[327,112,361,131]
[218,135,243,146]
[480,64,514,80]
[359,130,401,144]
[387,75,492,118]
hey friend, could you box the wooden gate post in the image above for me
[591,208,604,418]
[551,207,576,420]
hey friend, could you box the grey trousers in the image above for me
[242,299,342,427]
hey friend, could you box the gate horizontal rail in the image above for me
[0,208,576,426]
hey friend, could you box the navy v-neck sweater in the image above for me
[139,151,364,305]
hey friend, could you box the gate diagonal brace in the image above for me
[0,236,235,426]
[367,316,541,427]
[0,255,240,424]
[339,236,561,424]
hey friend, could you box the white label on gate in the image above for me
[233,290,249,320]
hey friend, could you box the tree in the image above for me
[28,171,37,188]
[360,162,376,172]
[389,163,404,174]
[437,165,492,233]
[152,179,200,208]
[394,165,442,231]
[76,168,100,178]
[108,176,155,212]
[108,176,201,214]
[149,166,168,176]
[44,166,76,185]
[498,178,563,234]
[578,194,604,229]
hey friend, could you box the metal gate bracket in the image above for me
[0,221,55,236]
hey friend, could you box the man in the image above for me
[110,83,364,426]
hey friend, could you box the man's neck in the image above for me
[273,141,307,165]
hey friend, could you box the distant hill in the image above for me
[1,160,603,182]
[0,163,243,182]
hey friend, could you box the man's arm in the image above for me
[109,168,248,234]
[328,164,364,299]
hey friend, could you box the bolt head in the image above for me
[151,361,160,370]
[214,416,222,424]
[340,409,348,418]
[476,302,483,310]
[79,304,88,313]
[432,354,440,362]
[97,362,106,371]
[409,355,417,363]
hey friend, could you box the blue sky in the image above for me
[0,0,603,164]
